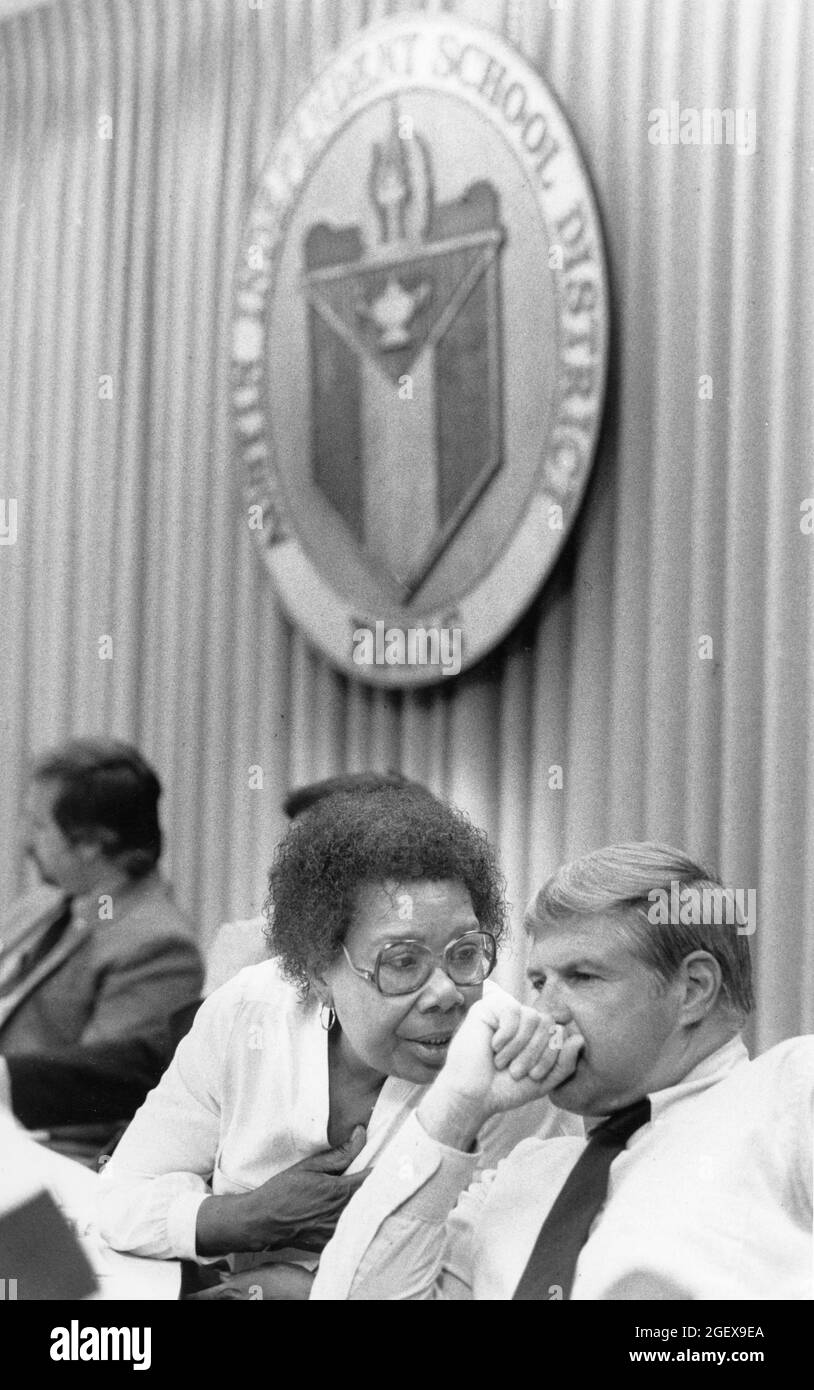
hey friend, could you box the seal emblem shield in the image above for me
[303,98,505,599]
[233,14,609,685]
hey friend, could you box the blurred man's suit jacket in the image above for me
[0,873,203,1055]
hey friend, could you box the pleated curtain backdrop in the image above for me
[0,0,812,1050]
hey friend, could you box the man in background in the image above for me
[0,737,203,1153]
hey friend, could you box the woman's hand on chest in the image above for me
[196,1123,370,1257]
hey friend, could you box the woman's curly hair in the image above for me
[265,788,506,994]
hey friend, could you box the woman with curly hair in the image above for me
[98,786,577,1296]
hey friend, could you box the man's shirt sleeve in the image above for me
[311,1111,490,1300]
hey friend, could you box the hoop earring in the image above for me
[319,1002,336,1032]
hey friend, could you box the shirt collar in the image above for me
[584,1034,749,1135]
[647,1033,749,1120]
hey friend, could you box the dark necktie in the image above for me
[513,1096,651,1300]
[0,900,74,997]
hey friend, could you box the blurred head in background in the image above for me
[282,769,425,820]
[24,737,163,894]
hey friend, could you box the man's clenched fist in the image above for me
[417,993,584,1151]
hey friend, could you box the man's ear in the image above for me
[677,950,723,1023]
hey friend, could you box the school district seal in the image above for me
[233,13,608,685]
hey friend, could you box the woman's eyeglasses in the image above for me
[341,931,497,997]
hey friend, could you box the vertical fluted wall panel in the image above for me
[0,0,811,1050]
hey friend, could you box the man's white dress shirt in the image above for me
[97,960,579,1265]
[310,1034,814,1299]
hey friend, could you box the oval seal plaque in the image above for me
[233,14,608,686]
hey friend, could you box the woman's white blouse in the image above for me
[97,959,578,1263]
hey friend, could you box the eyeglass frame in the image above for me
[340,930,498,997]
